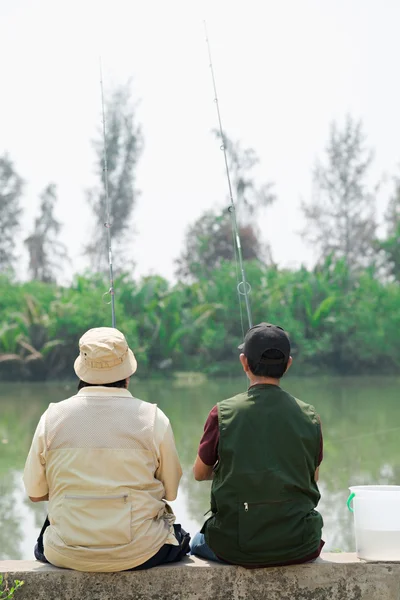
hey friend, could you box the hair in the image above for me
[247,349,289,379]
[77,379,128,391]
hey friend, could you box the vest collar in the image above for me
[248,383,281,391]
[77,386,133,398]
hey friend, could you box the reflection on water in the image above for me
[1,376,399,559]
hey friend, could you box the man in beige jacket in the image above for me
[23,327,189,572]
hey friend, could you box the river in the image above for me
[1,375,399,560]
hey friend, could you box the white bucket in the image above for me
[348,485,400,561]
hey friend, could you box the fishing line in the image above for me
[203,22,253,332]
[99,58,116,328]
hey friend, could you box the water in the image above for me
[1,375,400,560]
[356,531,400,561]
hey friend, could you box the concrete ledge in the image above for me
[1,554,400,600]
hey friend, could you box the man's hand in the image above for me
[29,494,49,503]
[193,455,214,481]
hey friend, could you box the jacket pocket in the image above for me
[60,493,132,547]
[238,500,303,553]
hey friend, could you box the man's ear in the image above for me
[239,353,249,373]
[285,356,293,373]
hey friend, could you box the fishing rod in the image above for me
[203,22,253,331]
[99,59,116,328]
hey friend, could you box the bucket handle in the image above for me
[347,492,355,513]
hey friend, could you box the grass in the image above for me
[0,575,24,599]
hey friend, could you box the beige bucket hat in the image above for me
[74,327,137,384]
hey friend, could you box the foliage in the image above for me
[175,210,264,280]
[378,175,400,281]
[302,115,377,274]
[0,290,66,381]
[85,81,143,272]
[0,575,24,599]
[176,131,275,279]
[214,130,276,219]
[24,183,69,283]
[1,257,400,380]
[0,154,24,274]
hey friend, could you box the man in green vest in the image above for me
[191,322,324,566]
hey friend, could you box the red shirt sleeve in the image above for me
[198,405,219,467]
[317,416,323,466]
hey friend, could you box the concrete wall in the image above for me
[1,554,399,600]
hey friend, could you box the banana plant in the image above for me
[0,295,64,380]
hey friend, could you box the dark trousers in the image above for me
[35,517,191,570]
[34,516,50,563]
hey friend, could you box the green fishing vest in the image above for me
[202,384,323,565]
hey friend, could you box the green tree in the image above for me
[85,81,143,272]
[0,294,66,381]
[176,133,275,280]
[302,116,377,273]
[2,258,400,379]
[24,183,68,283]
[378,175,400,281]
[215,131,275,219]
[175,211,265,279]
[0,154,24,274]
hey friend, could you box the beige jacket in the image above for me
[23,387,183,572]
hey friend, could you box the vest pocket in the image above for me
[303,509,323,544]
[238,500,304,553]
[60,493,132,547]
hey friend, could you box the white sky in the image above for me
[1,0,399,282]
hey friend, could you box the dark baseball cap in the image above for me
[238,323,291,364]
